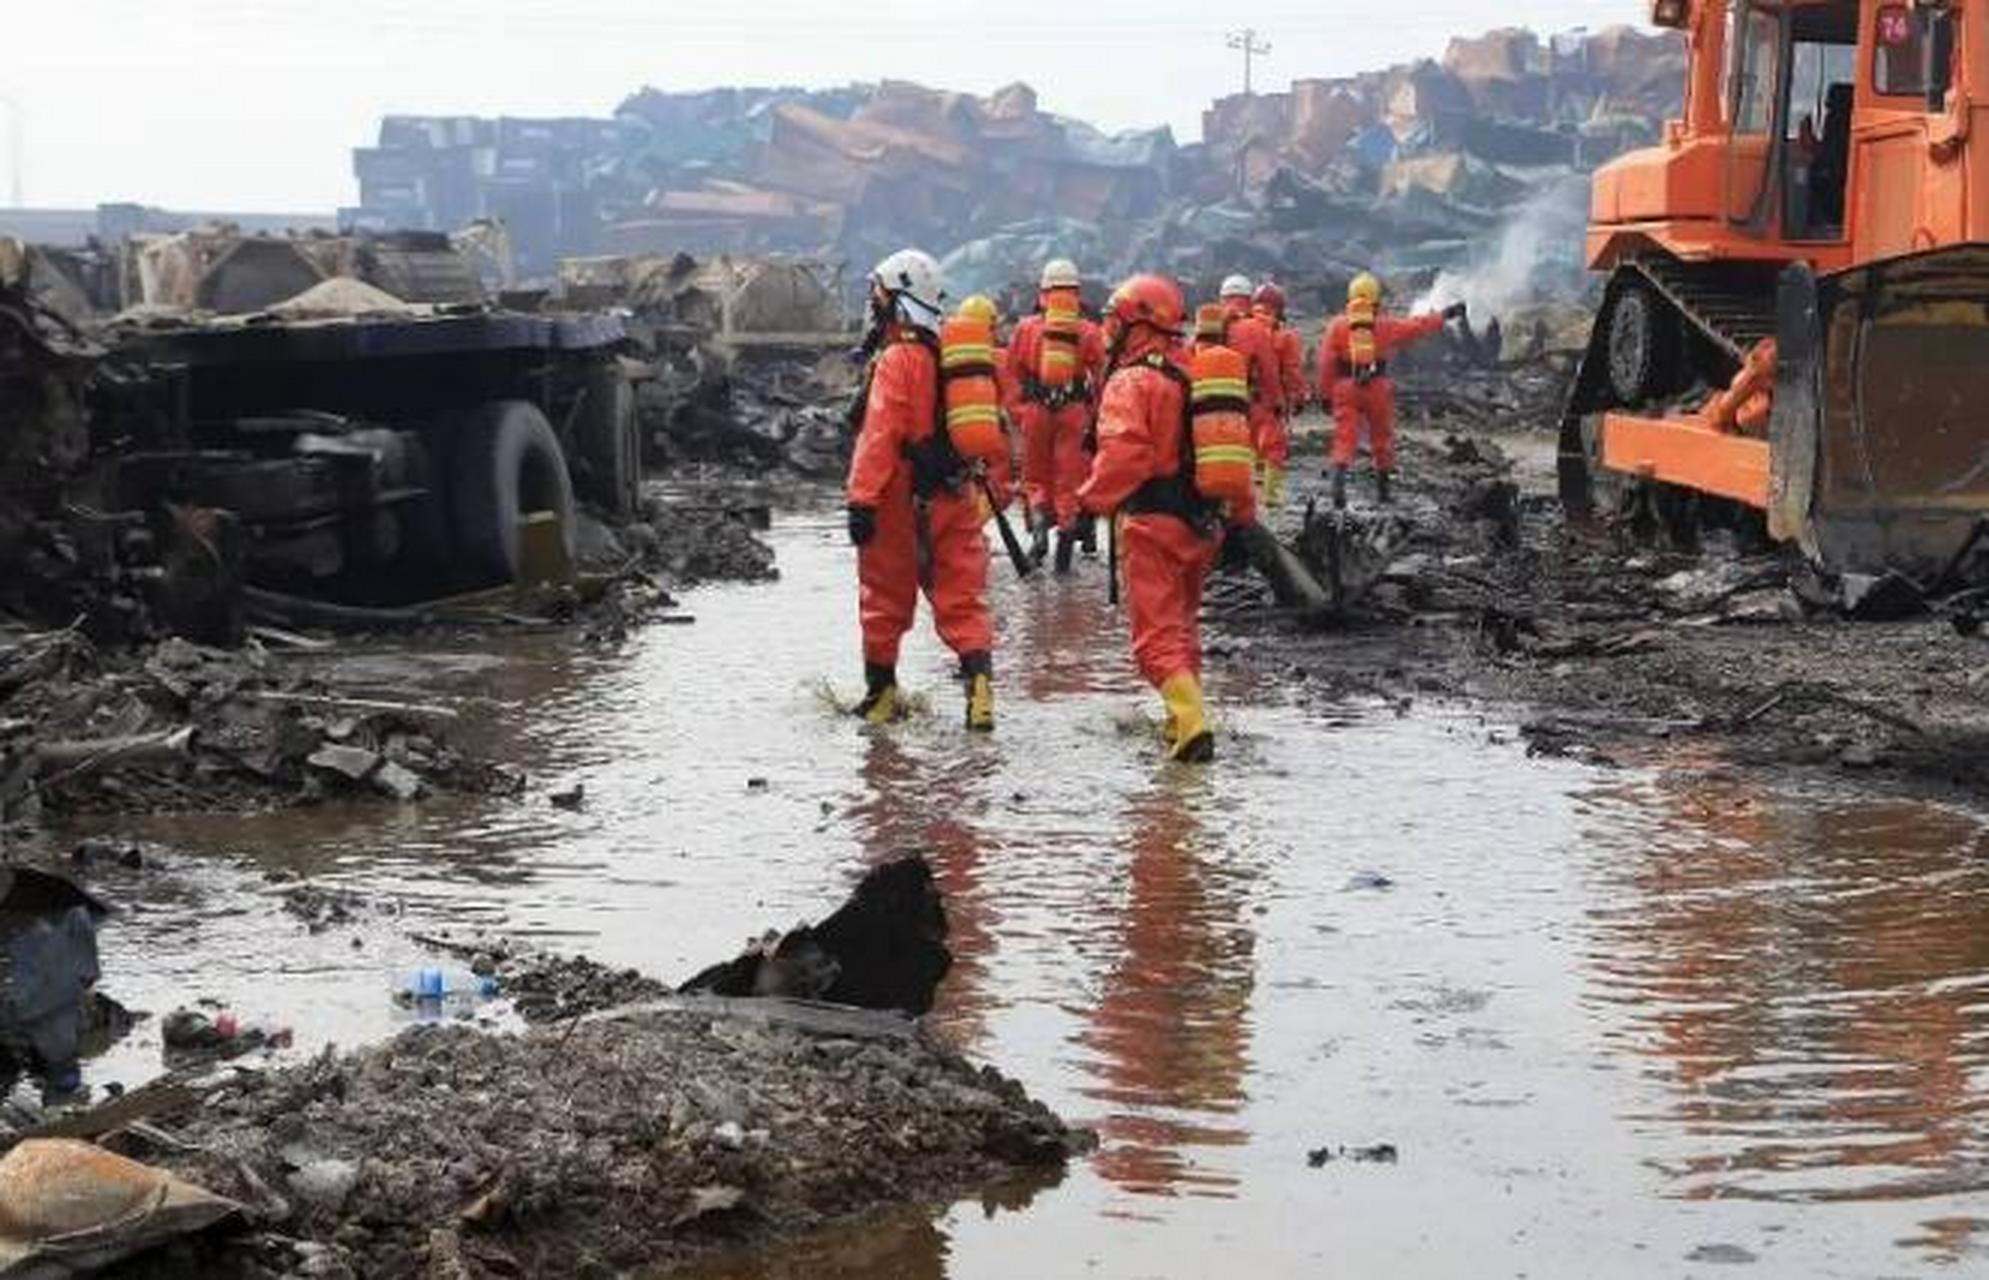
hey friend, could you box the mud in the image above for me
[1235,407,1989,805]
[115,1008,1082,1280]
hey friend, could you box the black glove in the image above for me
[1442,302,1469,322]
[847,505,877,547]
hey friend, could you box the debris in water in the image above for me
[1307,1143,1399,1167]
[680,856,952,1016]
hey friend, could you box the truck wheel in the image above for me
[1605,282,1677,406]
[450,401,576,585]
[574,363,642,519]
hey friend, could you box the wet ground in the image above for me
[37,507,1989,1277]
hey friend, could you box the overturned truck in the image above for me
[1,242,640,641]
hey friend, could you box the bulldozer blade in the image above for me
[1781,244,1989,588]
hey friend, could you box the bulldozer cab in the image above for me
[1721,2,1861,243]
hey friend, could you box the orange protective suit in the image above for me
[1078,341,1252,691]
[1219,299,1286,469]
[1317,310,1446,471]
[1008,307,1107,530]
[846,329,993,668]
[1257,307,1307,413]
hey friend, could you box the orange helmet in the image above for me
[1253,281,1287,317]
[1193,302,1229,342]
[1106,273,1185,337]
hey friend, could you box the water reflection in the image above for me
[1077,772,1255,1199]
[1587,775,1989,1217]
[849,731,1000,1052]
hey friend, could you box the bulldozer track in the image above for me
[1626,257,1777,362]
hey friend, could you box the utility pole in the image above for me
[1226,28,1272,97]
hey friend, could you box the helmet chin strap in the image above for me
[893,291,941,330]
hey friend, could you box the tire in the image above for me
[572,363,643,519]
[449,400,576,585]
[1605,282,1678,406]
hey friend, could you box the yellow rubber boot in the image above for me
[966,673,994,732]
[962,652,994,733]
[1263,463,1286,510]
[1160,673,1214,763]
[855,663,902,724]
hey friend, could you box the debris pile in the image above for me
[0,630,512,822]
[116,1004,1082,1279]
[1216,421,1989,799]
[346,25,1684,303]
[634,347,857,478]
[33,858,1082,1278]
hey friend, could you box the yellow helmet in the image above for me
[1348,272,1382,306]
[958,294,1000,323]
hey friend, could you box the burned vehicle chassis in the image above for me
[8,305,641,640]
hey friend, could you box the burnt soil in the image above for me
[1221,409,1989,804]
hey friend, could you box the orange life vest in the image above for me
[1036,287,1084,388]
[1187,343,1256,506]
[939,314,1006,464]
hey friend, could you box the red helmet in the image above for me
[1253,281,1287,317]
[1106,273,1185,337]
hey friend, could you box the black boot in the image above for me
[1027,511,1050,566]
[1375,469,1393,505]
[1053,529,1076,575]
[1077,513,1098,556]
[1331,466,1348,510]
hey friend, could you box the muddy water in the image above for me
[55,511,1989,1277]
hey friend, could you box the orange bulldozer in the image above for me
[1561,0,1989,586]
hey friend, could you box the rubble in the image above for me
[344,25,1684,311]
[0,629,512,822]
[109,1002,1083,1279]
[1214,384,1989,800]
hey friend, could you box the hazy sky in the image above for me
[12,0,1615,212]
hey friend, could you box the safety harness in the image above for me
[1119,353,1221,531]
[897,330,970,500]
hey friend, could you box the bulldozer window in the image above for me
[1874,3,1930,96]
[1732,7,1783,134]
[1786,13,1857,239]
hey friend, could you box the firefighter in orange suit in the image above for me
[1318,272,1465,507]
[1079,274,1254,765]
[1215,275,1285,509]
[845,249,995,732]
[1007,259,1107,574]
[1251,281,1305,509]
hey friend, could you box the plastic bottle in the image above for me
[398,967,499,1001]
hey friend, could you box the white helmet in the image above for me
[1219,274,1254,300]
[1040,258,1081,291]
[870,248,947,332]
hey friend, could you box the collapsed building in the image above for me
[343,25,1682,310]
